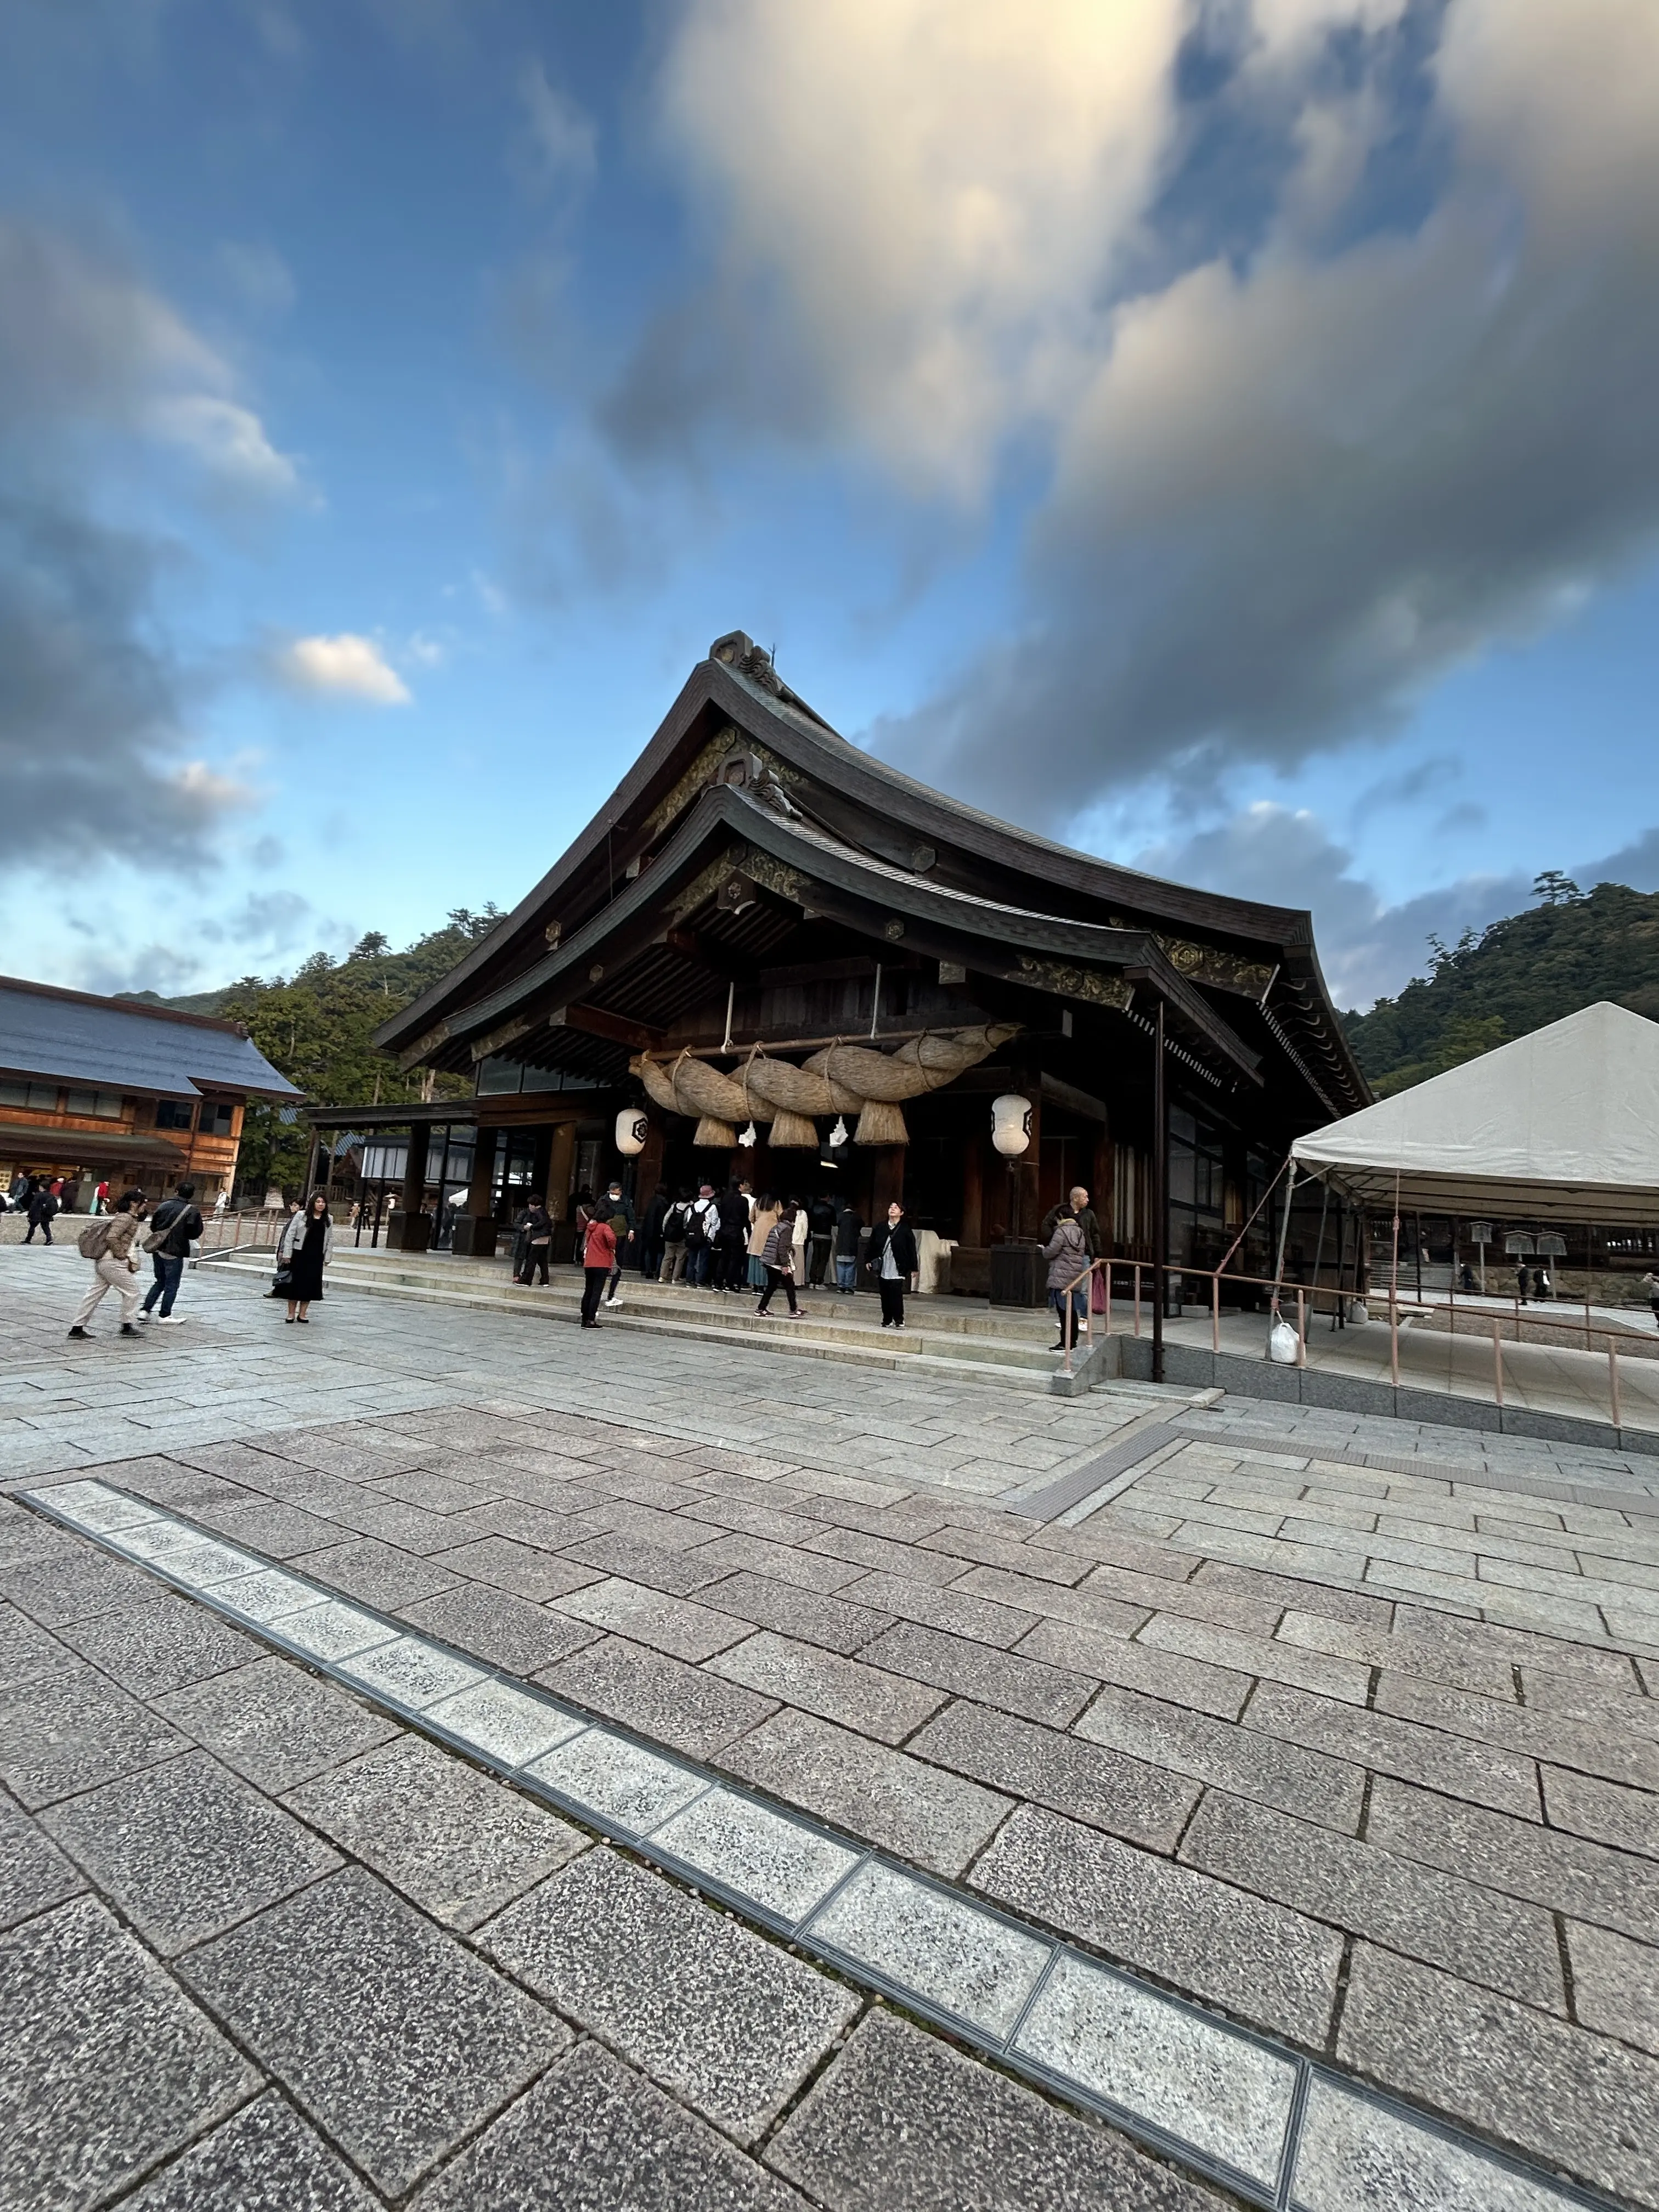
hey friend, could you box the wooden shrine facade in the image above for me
[362,633,1367,1294]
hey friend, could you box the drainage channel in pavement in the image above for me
[20,1475,1618,2212]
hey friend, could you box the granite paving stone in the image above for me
[334,1631,486,1709]
[802,1523,977,1586]
[0,1547,160,1626]
[909,1700,1200,1851]
[711,1629,950,1743]
[190,1498,344,1556]
[1074,1683,1366,1832]
[1013,1616,1254,1719]
[1188,1558,1395,1629]
[862,1620,1097,1726]
[765,2006,1220,2212]
[181,1866,567,2197]
[718,1707,1012,1877]
[283,1733,584,1928]
[557,1532,738,1595]
[289,1534,461,1609]
[122,2091,381,2212]
[427,1533,606,1601]
[952,1562,1152,1638]
[1565,1920,1659,2057]
[537,1634,779,1758]
[551,1576,750,1661]
[0,1782,86,1927]
[837,1567,1041,1647]
[808,1858,1049,2037]
[692,1570,896,1655]
[482,1847,859,2141]
[1,1895,255,2212]
[527,1726,706,1833]
[426,1675,588,1766]
[919,1523,1092,1584]
[42,1748,340,1953]
[1272,1608,1518,1697]
[1290,2073,1586,2212]
[1180,1788,1564,2008]
[1378,1672,1659,1792]
[1137,1613,1373,1703]
[671,1530,867,1593]
[1079,1559,1289,1635]
[1541,1764,1659,1858]
[0,1660,186,1808]
[153,1656,400,1793]
[1243,1682,1543,1816]
[651,1786,860,1923]
[1338,1943,1659,2211]
[55,1592,260,1696]
[1012,1948,1297,2193]
[409,2038,810,2212]
[396,1581,598,1674]
[973,1803,1344,2046]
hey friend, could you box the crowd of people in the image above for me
[506,1177,929,1333]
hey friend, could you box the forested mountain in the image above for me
[1344,876,1659,1096]
[121,906,501,1192]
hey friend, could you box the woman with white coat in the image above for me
[277,1190,333,1324]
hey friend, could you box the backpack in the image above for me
[685,1202,711,1249]
[663,1201,690,1238]
[78,1218,114,1260]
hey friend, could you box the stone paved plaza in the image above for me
[3,1239,1657,2211]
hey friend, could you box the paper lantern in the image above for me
[991,1094,1032,1156]
[614,1108,648,1158]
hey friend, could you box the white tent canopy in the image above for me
[1291,1002,1659,1226]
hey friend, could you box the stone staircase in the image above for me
[206,1246,1117,1397]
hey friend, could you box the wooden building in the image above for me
[0,976,300,1209]
[357,633,1367,1297]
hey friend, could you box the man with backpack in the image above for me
[660,1188,694,1284]
[68,1191,150,1339]
[139,1181,204,1325]
[685,1181,718,1287]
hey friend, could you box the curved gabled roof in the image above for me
[375,636,1365,1111]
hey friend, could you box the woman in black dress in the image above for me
[277,1190,332,1323]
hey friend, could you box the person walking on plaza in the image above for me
[517,1194,554,1285]
[7,1169,28,1212]
[139,1181,202,1326]
[580,1206,616,1328]
[833,1201,862,1292]
[601,1180,635,1307]
[24,1180,58,1244]
[67,1191,149,1339]
[747,1193,779,1291]
[865,1200,918,1329]
[756,1201,806,1317]
[660,1188,693,1284]
[277,1191,332,1323]
[92,1178,110,1216]
[714,1180,750,1293]
[1042,1201,1090,1352]
[1643,1271,1659,1333]
[807,1194,836,1288]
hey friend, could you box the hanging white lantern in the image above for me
[991,1094,1032,1156]
[614,1108,647,1158]
[828,1115,850,1149]
[737,1120,758,1148]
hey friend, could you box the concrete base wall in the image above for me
[1114,1335,1649,1457]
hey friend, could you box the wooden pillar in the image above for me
[871,1144,906,1222]
[547,1122,576,1221]
[392,1122,430,1251]
[531,1126,554,1206]
[1091,1122,1112,1256]
[961,1125,984,1248]
[637,1118,666,1211]
[452,1127,500,1257]
[1014,1073,1042,1240]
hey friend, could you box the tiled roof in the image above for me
[0,977,301,1100]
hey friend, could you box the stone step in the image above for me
[208,1255,1101,1395]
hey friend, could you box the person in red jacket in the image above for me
[580,1210,616,1328]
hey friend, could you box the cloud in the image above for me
[517,59,596,201]
[651,0,1659,823]
[0,216,297,871]
[276,632,413,705]
[1133,800,1529,1008]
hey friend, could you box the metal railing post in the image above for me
[1610,1341,1621,1430]
[1133,1264,1142,1338]
[1212,1271,1220,1354]
[1493,1321,1504,1410]
[1296,1287,1307,1367]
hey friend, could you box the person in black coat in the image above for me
[865,1201,919,1329]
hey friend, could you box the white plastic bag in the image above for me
[1268,1318,1300,1364]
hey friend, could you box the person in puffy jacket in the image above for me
[755,1203,805,1318]
[581,1211,617,1328]
[1042,1204,1090,1351]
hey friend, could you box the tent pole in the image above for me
[1152,999,1166,1386]
[1390,1173,1401,1389]
[1271,1166,1299,1320]
[1311,1181,1331,1334]
[1585,1223,1593,1353]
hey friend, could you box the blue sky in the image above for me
[2,0,1655,1011]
